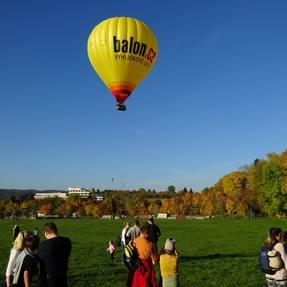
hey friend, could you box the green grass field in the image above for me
[0,218,285,287]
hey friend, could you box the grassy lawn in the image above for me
[0,218,286,287]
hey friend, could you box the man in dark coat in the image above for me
[147,217,161,252]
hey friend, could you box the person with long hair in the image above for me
[12,231,39,287]
[265,227,287,286]
[5,232,25,287]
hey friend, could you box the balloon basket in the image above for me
[116,103,126,111]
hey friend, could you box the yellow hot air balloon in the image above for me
[87,17,158,111]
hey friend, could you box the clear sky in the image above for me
[1,0,286,192]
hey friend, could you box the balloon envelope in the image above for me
[87,17,158,110]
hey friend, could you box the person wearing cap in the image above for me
[159,238,179,287]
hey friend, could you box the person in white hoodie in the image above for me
[265,227,287,287]
[5,231,25,287]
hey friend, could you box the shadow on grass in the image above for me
[181,253,255,261]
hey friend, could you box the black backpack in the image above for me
[123,242,139,271]
[259,245,283,275]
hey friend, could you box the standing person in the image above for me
[6,232,25,287]
[159,238,179,287]
[131,224,158,287]
[126,219,141,241]
[121,222,130,246]
[12,231,39,287]
[107,240,116,262]
[37,222,72,287]
[264,227,287,286]
[121,222,130,264]
[147,217,161,253]
[13,225,20,241]
[33,228,39,237]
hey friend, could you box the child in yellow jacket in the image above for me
[159,238,179,287]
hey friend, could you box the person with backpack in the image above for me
[121,222,130,246]
[262,227,287,286]
[120,222,130,264]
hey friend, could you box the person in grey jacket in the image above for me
[126,219,141,241]
[13,231,39,287]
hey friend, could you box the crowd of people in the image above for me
[7,218,177,287]
[108,217,180,287]
[5,222,71,287]
[8,220,287,287]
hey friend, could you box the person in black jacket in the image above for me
[147,217,161,253]
[37,222,71,287]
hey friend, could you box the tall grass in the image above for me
[0,218,285,287]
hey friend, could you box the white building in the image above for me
[34,192,67,200]
[67,187,91,198]
[157,213,168,219]
[34,187,103,200]
[96,195,103,201]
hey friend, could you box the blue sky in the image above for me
[0,0,286,192]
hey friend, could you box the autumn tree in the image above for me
[221,171,249,216]
[160,198,172,214]
[260,157,286,216]
[167,185,176,195]
[181,192,193,215]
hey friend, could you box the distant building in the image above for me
[34,187,103,200]
[37,212,61,218]
[96,195,103,201]
[34,192,67,200]
[157,213,168,219]
[67,187,90,198]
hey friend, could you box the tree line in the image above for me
[0,150,286,219]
